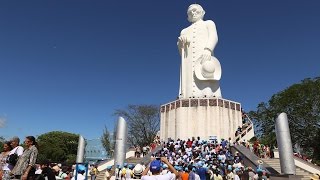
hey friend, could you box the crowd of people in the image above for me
[134,137,160,159]
[234,140,273,160]
[109,137,269,180]
[0,136,38,180]
[0,136,83,180]
[134,146,150,158]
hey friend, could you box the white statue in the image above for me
[178,4,222,99]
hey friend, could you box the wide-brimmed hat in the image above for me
[195,56,221,80]
[133,164,143,176]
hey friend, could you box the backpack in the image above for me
[121,168,126,177]
[7,148,19,166]
[90,168,96,175]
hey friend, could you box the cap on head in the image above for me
[162,164,168,169]
[78,165,86,172]
[150,160,161,173]
[128,164,134,170]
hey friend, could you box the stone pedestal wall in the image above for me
[160,98,242,141]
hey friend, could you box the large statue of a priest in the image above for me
[178,4,222,99]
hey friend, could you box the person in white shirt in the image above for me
[9,137,24,156]
[115,165,122,180]
[233,169,241,180]
[34,164,42,175]
[217,152,226,164]
[141,157,179,180]
[71,165,86,180]
[8,137,24,170]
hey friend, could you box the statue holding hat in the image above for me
[178,4,222,99]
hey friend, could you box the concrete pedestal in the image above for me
[160,98,242,141]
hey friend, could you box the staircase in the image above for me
[96,156,142,180]
[96,145,163,180]
[262,158,312,180]
[96,168,111,180]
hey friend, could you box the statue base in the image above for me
[160,98,243,142]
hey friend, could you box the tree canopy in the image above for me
[250,77,320,160]
[101,126,113,158]
[0,136,5,152]
[114,104,160,147]
[37,131,79,164]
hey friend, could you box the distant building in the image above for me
[85,138,108,164]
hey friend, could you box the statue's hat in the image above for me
[195,56,221,80]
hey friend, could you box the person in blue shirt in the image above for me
[196,161,207,180]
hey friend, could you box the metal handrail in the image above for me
[235,114,253,142]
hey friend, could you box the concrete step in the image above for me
[301,176,311,180]
[96,170,107,180]
[261,158,313,179]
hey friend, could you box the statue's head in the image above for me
[187,4,205,23]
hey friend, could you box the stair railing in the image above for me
[235,114,253,142]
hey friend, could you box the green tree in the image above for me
[37,131,79,163]
[0,136,5,152]
[250,77,320,160]
[101,126,113,157]
[114,104,160,147]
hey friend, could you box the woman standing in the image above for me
[11,136,38,180]
[0,141,13,180]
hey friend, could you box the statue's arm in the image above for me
[177,29,187,56]
[205,20,218,54]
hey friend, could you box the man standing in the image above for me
[71,165,86,180]
[90,165,98,180]
[8,136,24,170]
[141,157,179,180]
[178,4,222,99]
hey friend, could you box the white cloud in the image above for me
[0,117,6,128]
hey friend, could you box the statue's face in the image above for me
[187,5,204,23]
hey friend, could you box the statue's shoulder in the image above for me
[180,28,188,35]
[204,20,216,26]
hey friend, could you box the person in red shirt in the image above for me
[186,139,193,148]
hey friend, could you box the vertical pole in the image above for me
[76,135,86,163]
[75,135,86,180]
[114,117,127,168]
[275,113,296,175]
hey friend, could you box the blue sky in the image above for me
[0,1,319,140]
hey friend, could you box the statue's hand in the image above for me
[178,36,189,46]
[200,49,212,64]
